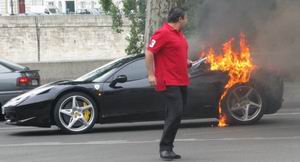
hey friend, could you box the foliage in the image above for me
[99,0,123,33]
[123,0,146,54]
[99,0,146,55]
[100,0,112,13]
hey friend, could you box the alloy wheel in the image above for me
[226,85,263,122]
[58,95,95,132]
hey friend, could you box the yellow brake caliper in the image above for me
[83,102,91,121]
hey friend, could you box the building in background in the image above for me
[46,0,102,14]
[0,0,20,15]
[0,0,109,15]
[0,0,47,15]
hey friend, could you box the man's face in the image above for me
[178,15,188,30]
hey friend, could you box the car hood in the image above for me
[43,80,94,87]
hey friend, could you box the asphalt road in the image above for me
[0,83,299,162]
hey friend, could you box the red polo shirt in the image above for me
[147,23,189,91]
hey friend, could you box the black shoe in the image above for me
[160,150,176,161]
[170,150,181,159]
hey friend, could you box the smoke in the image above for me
[185,0,300,81]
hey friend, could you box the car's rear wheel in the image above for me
[0,103,4,121]
[222,84,266,125]
[54,92,97,133]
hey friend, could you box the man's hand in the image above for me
[188,60,195,68]
[148,75,157,87]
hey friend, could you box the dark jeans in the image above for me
[159,86,188,151]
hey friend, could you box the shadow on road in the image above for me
[7,118,281,137]
[9,121,220,137]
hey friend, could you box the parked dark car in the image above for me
[2,54,283,133]
[0,59,40,120]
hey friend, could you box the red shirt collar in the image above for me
[163,23,181,32]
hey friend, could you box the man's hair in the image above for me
[167,7,186,23]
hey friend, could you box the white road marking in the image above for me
[269,112,300,116]
[1,136,300,148]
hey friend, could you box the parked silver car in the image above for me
[0,59,40,120]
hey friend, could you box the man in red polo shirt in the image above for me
[145,7,192,161]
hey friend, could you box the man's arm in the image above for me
[145,50,157,86]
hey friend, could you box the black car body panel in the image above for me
[2,54,284,127]
[250,69,284,114]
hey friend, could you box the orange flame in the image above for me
[205,33,255,127]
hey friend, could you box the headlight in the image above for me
[3,86,54,108]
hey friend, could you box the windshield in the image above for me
[74,55,141,82]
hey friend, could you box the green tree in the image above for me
[100,0,186,55]
[144,0,187,43]
[100,0,146,55]
[100,0,123,33]
[123,0,146,54]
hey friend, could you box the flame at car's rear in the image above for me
[203,33,255,127]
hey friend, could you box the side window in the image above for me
[114,59,147,81]
[0,64,11,73]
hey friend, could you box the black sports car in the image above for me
[2,54,284,133]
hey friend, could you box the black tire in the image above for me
[54,92,98,133]
[0,103,4,121]
[221,83,266,125]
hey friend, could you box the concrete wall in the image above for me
[21,60,112,84]
[0,15,129,63]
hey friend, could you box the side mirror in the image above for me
[109,75,127,88]
[115,75,127,83]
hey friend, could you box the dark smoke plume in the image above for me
[185,0,300,81]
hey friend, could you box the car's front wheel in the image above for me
[222,84,266,125]
[54,92,98,133]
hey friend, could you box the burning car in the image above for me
[2,36,284,133]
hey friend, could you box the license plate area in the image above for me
[31,79,39,86]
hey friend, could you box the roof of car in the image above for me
[0,59,26,71]
[130,53,145,59]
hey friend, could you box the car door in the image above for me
[101,58,164,120]
[185,62,227,117]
